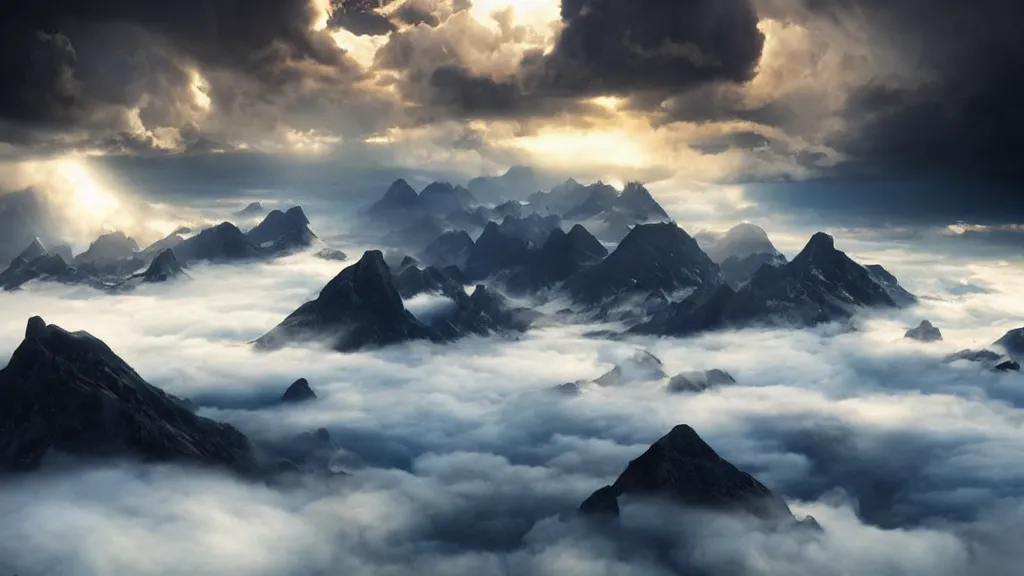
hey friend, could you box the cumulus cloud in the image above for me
[0,205,1023,574]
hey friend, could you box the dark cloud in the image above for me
[791,0,1024,186]
[329,0,399,36]
[532,0,764,96]
[0,0,360,153]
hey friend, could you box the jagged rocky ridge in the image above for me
[632,232,916,336]
[0,317,259,473]
[256,250,538,353]
[564,222,721,305]
[0,208,318,292]
[579,424,818,529]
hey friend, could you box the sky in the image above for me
[0,0,1021,231]
[0,3,1023,574]
[0,229,1023,575]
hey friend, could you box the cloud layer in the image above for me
[0,214,1023,574]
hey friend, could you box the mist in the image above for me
[1,214,1022,575]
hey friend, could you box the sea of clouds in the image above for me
[0,212,1022,576]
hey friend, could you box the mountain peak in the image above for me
[1,318,259,473]
[26,315,47,339]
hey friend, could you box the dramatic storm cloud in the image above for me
[0,0,1020,219]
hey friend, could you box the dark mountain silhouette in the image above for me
[139,249,186,283]
[464,222,532,281]
[430,284,538,339]
[506,224,608,294]
[393,264,463,300]
[579,424,816,529]
[633,232,915,336]
[564,182,619,219]
[564,223,721,305]
[246,206,317,250]
[255,250,436,352]
[994,327,1024,359]
[420,182,476,216]
[75,231,140,265]
[281,378,317,403]
[176,222,261,263]
[0,253,84,291]
[0,317,259,473]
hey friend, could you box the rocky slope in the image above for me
[0,317,259,473]
[255,250,436,352]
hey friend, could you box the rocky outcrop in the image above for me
[281,378,317,403]
[0,317,259,473]
[905,320,943,342]
[246,206,317,250]
[564,223,721,305]
[579,425,814,528]
[666,369,736,393]
[633,232,914,337]
[255,250,435,352]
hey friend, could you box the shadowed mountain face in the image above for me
[506,224,609,295]
[74,231,140,266]
[580,425,811,526]
[995,328,1024,359]
[177,222,262,262]
[633,232,915,336]
[255,250,436,353]
[246,206,317,250]
[564,223,721,305]
[464,222,531,281]
[139,249,185,283]
[0,317,259,474]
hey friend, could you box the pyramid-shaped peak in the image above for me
[285,206,309,224]
[807,231,835,249]
[659,424,722,460]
